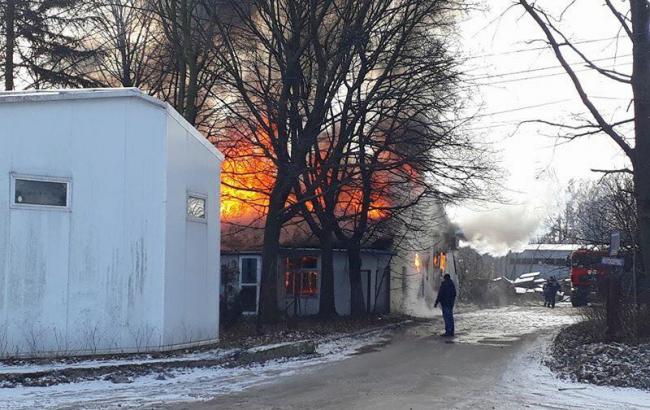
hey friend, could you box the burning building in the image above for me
[217,125,460,318]
[220,226,392,316]
[389,202,460,317]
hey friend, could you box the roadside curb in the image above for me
[0,340,317,388]
[0,321,413,388]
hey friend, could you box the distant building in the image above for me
[506,244,582,280]
[0,88,223,358]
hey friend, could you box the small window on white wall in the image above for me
[187,194,206,220]
[11,174,70,209]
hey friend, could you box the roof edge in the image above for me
[164,103,224,161]
[0,88,225,162]
[0,87,166,109]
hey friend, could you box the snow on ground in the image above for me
[453,304,580,345]
[2,306,646,409]
[493,332,650,410]
[0,331,392,409]
[441,305,650,409]
[0,349,238,375]
[405,304,580,346]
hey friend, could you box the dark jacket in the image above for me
[435,278,457,308]
[547,280,561,295]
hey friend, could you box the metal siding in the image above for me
[163,114,220,346]
[0,97,169,357]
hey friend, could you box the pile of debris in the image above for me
[547,322,650,390]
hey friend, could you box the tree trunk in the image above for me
[257,184,291,325]
[631,0,650,277]
[347,243,365,317]
[318,228,337,318]
[4,0,15,91]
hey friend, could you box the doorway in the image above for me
[239,256,261,314]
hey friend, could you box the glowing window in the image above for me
[284,256,319,297]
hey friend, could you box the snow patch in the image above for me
[0,331,391,409]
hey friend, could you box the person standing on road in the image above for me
[434,274,457,337]
[547,277,561,308]
[542,280,550,307]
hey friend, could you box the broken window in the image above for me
[12,176,69,208]
[433,252,447,271]
[284,256,319,297]
[187,195,206,219]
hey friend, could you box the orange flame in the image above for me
[218,126,275,222]
[216,125,413,224]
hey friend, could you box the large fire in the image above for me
[220,149,275,221]
[217,128,414,225]
[217,124,276,222]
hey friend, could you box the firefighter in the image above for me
[434,274,457,337]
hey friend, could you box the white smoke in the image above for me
[451,177,559,256]
[455,204,545,255]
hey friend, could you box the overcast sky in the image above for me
[449,0,633,255]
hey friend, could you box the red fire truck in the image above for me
[569,248,611,307]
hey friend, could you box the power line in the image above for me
[474,62,632,86]
[463,36,623,61]
[456,96,632,127]
[439,99,573,125]
[466,54,632,81]
[470,99,573,119]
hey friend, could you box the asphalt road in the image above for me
[177,307,650,410]
[179,322,542,409]
[3,306,648,409]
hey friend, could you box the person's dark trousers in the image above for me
[550,295,556,308]
[441,305,454,336]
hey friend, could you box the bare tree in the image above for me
[149,0,224,127]
[211,0,386,322]
[88,0,159,88]
[296,16,490,316]
[542,176,637,247]
[518,0,650,277]
[292,0,468,318]
[212,0,491,320]
[575,175,637,248]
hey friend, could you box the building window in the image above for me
[284,256,319,297]
[433,252,447,271]
[187,194,206,220]
[11,175,70,209]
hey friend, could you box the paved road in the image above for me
[184,327,520,409]
[7,306,644,409]
[179,307,650,410]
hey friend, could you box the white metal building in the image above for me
[506,243,582,280]
[0,88,223,358]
